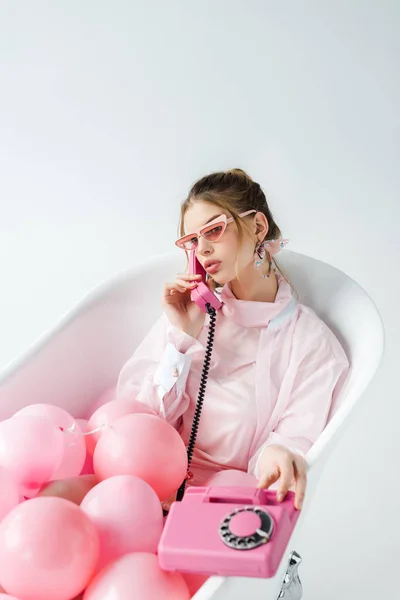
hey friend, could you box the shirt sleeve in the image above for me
[117,313,205,424]
[248,324,349,479]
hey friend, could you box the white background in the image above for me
[0,1,398,598]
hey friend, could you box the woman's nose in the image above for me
[197,236,213,255]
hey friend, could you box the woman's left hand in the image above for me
[256,444,307,510]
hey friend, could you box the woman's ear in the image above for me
[255,212,269,239]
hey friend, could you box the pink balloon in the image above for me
[94,414,187,501]
[76,419,94,475]
[84,553,189,600]
[86,399,156,455]
[0,594,22,599]
[81,475,163,572]
[14,404,86,480]
[0,467,19,523]
[0,497,99,600]
[0,416,63,497]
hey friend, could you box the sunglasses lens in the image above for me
[176,220,225,249]
[178,236,198,250]
[202,223,225,242]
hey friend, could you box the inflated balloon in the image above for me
[0,497,99,600]
[81,475,163,571]
[0,467,19,522]
[94,414,187,501]
[0,582,22,597]
[83,553,190,600]
[86,399,156,455]
[14,404,86,479]
[37,475,98,505]
[76,419,95,475]
[0,416,63,497]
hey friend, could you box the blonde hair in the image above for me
[178,168,290,289]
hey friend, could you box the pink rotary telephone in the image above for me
[158,485,300,578]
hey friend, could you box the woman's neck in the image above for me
[229,267,278,303]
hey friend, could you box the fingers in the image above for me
[164,274,202,296]
[177,273,202,281]
[176,277,198,290]
[164,281,194,296]
[256,448,307,510]
[276,457,294,503]
[164,273,203,301]
[165,282,191,294]
[293,456,307,510]
[256,465,280,490]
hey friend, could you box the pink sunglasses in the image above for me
[175,210,257,250]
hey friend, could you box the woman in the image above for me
[117,168,349,510]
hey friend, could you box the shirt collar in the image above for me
[216,274,294,328]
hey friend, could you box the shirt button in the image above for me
[173,368,179,377]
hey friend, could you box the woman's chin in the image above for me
[211,274,229,287]
[209,267,235,288]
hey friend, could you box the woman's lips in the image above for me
[205,261,221,274]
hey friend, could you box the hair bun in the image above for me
[226,168,254,182]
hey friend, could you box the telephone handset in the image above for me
[189,250,222,313]
[174,251,221,503]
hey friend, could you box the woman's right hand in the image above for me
[162,272,206,339]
